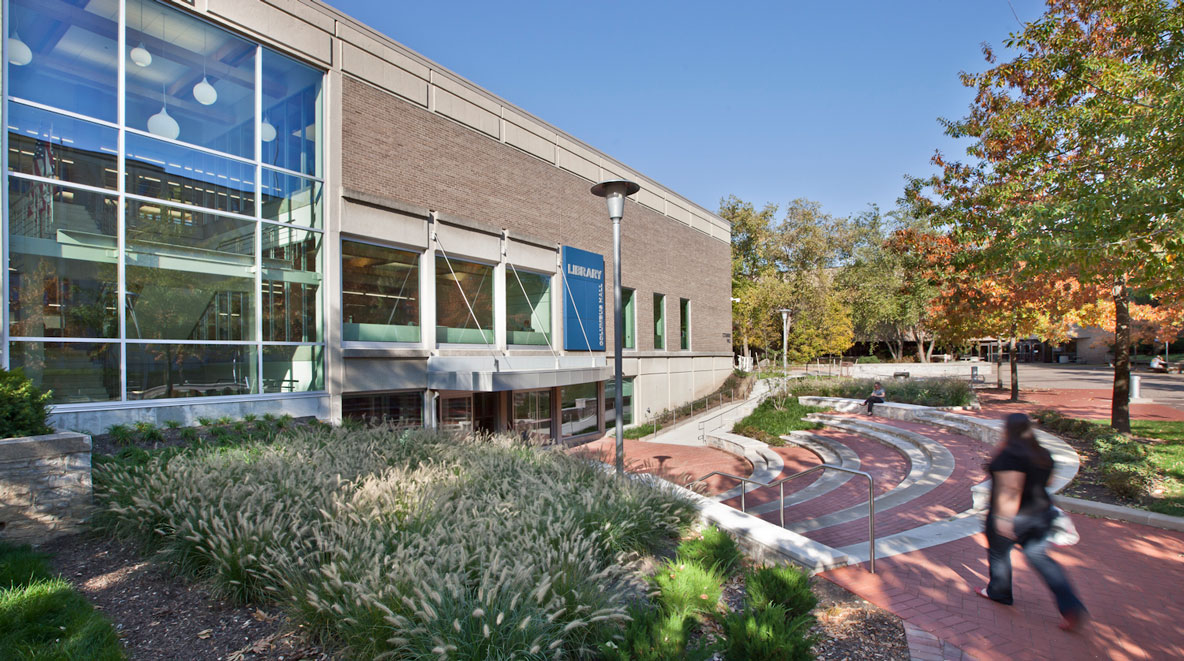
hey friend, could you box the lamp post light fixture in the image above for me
[591,178,641,475]
[778,308,791,373]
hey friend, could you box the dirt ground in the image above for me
[43,533,328,661]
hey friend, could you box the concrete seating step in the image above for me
[745,431,860,516]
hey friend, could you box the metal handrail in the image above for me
[685,464,877,573]
[696,396,750,440]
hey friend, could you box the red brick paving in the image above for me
[799,416,994,549]
[974,389,1184,422]
[570,438,752,496]
[823,515,1184,660]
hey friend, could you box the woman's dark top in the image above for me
[987,444,1053,537]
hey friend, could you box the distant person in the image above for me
[863,381,885,415]
[977,413,1087,632]
[1150,355,1167,372]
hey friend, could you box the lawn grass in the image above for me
[0,543,123,661]
[1086,419,1184,516]
[732,396,825,445]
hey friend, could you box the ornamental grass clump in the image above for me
[94,425,695,658]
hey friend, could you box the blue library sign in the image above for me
[561,246,605,351]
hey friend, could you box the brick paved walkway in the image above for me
[570,438,751,495]
[823,514,1184,660]
[975,388,1184,422]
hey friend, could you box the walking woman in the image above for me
[978,413,1087,631]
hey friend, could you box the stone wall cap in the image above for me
[0,431,91,462]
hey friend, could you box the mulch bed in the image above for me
[43,533,327,661]
[811,577,908,661]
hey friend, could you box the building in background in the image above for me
[3,0,733,440]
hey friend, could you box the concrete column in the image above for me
[495,230,507,351]
[423,213,438,351]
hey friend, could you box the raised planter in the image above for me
[0,431,92,543]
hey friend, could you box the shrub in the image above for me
[133,421,164,443]
[722,604,815,661]
[745,566,816,617]
[677,526,742,576]
[855,356,880,364]
[782,376,974,408]
[652,558,724,615]
[163,419,182,430]
[105,424,136,447]
[1102,463,1156,500]
[0,369,52,439]
[599,604,717,661]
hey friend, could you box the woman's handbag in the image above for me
[1046,506,1080,546]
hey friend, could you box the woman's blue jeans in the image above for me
[985,525,1085,616]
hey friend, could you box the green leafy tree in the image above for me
[917,0,1184,431]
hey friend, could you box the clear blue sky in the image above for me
[323,0,1047,219]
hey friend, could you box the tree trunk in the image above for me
[914,327,927,363]
[926,334,937,362]
[1112,281,1132,433]
[996,338,1004,389]
[1009,335,1019,402]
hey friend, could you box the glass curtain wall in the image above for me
[342,240,420,342]
[512,389,552,442]
[4,0,325,404]
[505,268,551,346]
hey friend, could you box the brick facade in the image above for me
[340,76,732,355]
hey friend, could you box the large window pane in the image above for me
[436,256,493,344]
[263,225,322,342]
[125,200,255,340]
[126,343,256,400]
[8,180,117,338]
[440,396,473,433]
[262,345,323,393]
[605,377,634,426]
[343,391,423,427]
[7,103,118,190]
[342,241,420,342]
[506,268,551,346]
[623,288,636,350]
[125,133,255,215]
[262,49,322,177]
[561,382,600,438]
[513,390,552,443]
[9,341,119,404]
[261,168,322,228]
[126,0,255,158]
[6,0,118,121]
[653,293,666,350]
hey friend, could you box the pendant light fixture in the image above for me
[8,31,32,66]
[148,84,180,140]
[260,116,277,142]
[192,24,217,105]
[129,0,151,66]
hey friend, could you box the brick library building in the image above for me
[3,0,733,443]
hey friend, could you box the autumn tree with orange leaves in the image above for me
[913,0,1184,431]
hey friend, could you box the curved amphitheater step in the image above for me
[743,431,860,516]
[791,415,991,550]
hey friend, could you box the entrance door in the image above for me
[473,392,500,433]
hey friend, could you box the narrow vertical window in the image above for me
[680,298,691,350]
[653,293,665,350]
[622,288,636,350]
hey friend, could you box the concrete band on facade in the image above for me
[4,0,733,441]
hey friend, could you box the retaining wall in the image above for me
[0,432,92,543]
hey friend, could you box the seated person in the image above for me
[863,381,886,415]
[1150,355,1167,372]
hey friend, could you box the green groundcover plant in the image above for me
[95,426,698,659]
[0,543,123,660]
[783,376,975,408]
